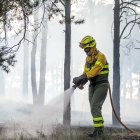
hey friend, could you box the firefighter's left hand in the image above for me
[73,77,80,86]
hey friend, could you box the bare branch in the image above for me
[120,1,140,8]
[120,10,127,19]
[49,0,64,18]
[119,0,140,40]
[120,17,140,39]
[130,0,140,3]
[120,6,137,15]
[123,21,136,39]
[74,19,85,24]
[59,0,65,6]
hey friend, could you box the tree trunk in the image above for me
[112,0,121,125]
[63,0,71,126]
[22,30,29,99]
[38,3,48,105]
[31,9,38,104]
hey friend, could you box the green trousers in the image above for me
[88,83,109,128]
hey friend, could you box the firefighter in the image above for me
[73,35,109,137]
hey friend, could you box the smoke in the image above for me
[0,87,75,138]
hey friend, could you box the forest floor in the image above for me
[0,124,140,140]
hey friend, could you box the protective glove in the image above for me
[73,74,88,89]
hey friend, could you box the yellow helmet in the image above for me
[79,35,96,49]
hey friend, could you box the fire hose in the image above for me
[108,83,135,133]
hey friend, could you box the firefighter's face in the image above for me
[84,48,93,56]
[84,48,90,55]
[84,47,96,56]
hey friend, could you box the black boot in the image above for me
[88,127,104,137]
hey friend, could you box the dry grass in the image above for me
[0,124,140,140]
[47,125,140,140]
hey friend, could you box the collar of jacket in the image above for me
[86,50,99,63]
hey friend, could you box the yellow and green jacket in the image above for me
[83,50,109,85]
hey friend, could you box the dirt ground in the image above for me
[0,125,140,140]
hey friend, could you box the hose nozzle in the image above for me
[72,84,84,90]
[72,84,77,89]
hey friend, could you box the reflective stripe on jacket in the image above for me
[83,51,109,85]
